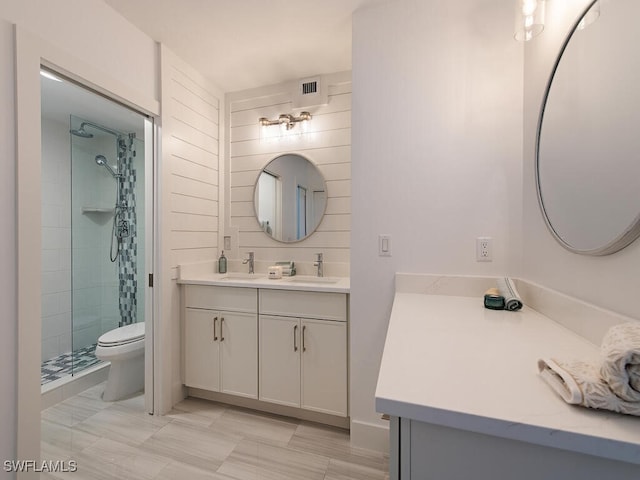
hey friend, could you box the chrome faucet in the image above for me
[243,251,255,274]
[314,253,324,277]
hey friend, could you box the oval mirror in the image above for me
[254,154,327,243]
[536,0,640,255]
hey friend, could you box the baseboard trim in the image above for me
[188,387,350,429]
[350,419,390,453]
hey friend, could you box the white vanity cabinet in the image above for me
[183,285,258,398]
[259,289,348,417]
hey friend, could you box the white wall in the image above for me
[522,0,640,321]
[159,45,222,412]
[351,0,523,450]
[0,18,16,476]
[226,73,351,276]
[0,0,157,101]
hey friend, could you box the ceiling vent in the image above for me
[302,81,317,95]
[292,75,328,108]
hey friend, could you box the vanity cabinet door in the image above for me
[184,308,220,391]
[259,315,301,407]
[220,311,258,399]
[301,318,347,416]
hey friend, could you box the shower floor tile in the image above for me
[41,344,103,385]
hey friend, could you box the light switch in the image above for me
[224,236,231,250]
[379,235,392,257]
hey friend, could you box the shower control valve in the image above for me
[118,220,130,238]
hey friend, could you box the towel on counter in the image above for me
[496,277,523,311]
[537,358,640,416]
[600,322,640,402]
[538,322,640,416]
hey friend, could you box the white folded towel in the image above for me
[538,358,640,415]
[600,322,640,402]
[538,322,640,416]
[496,277,523,311]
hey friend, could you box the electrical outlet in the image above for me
[476,237,492,262]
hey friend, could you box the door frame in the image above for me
[15,25,160,473]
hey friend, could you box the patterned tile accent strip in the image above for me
[41,343,103,385]
[118,134,137,327]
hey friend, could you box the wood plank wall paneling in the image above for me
[164,57,221,269]
[228,74,351,267]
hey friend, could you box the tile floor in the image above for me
[41,383,390,480]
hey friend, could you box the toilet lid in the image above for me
[98,322,145,346]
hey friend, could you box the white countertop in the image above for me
[177,272,350,293]
[375,292,640,465]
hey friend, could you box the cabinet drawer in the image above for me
[259,290,347,321]
[185,285,257,312]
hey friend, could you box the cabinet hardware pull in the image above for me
[293,325,298,352]
[213,316,218,341]
[302,325,307,352]
[220,317,225,342]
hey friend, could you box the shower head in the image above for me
[70,126,94,138]
[95,155,121,178]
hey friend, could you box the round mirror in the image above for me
[254,154,327,243]
[536,0,640,255]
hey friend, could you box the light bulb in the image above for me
[514,0,545,41]
[522,0,537,17]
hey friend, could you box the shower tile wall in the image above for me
[41,117,129,363]
[71,130,121,349]
[133,140,145,327]
[41,118,72,362]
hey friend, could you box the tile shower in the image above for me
[40,97,145,387]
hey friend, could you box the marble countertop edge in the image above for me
[375,395,640,465]
[176,273,350,293]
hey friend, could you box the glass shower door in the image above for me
[70,115,145,376]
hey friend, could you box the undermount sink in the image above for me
[219,273,263,281]
[287,276,340,284]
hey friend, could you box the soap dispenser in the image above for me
[218,250,227,274]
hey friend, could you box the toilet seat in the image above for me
[98,322,145,347]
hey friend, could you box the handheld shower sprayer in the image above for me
[95,154,125,262]
[95,155,122,178]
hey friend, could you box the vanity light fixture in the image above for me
[514,0,545,42]
[259,111,312,132]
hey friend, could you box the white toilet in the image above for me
[95,322,145,401]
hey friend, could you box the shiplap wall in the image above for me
[159,45,222,412]
[227,72,351,271]
[163,56,220,269]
